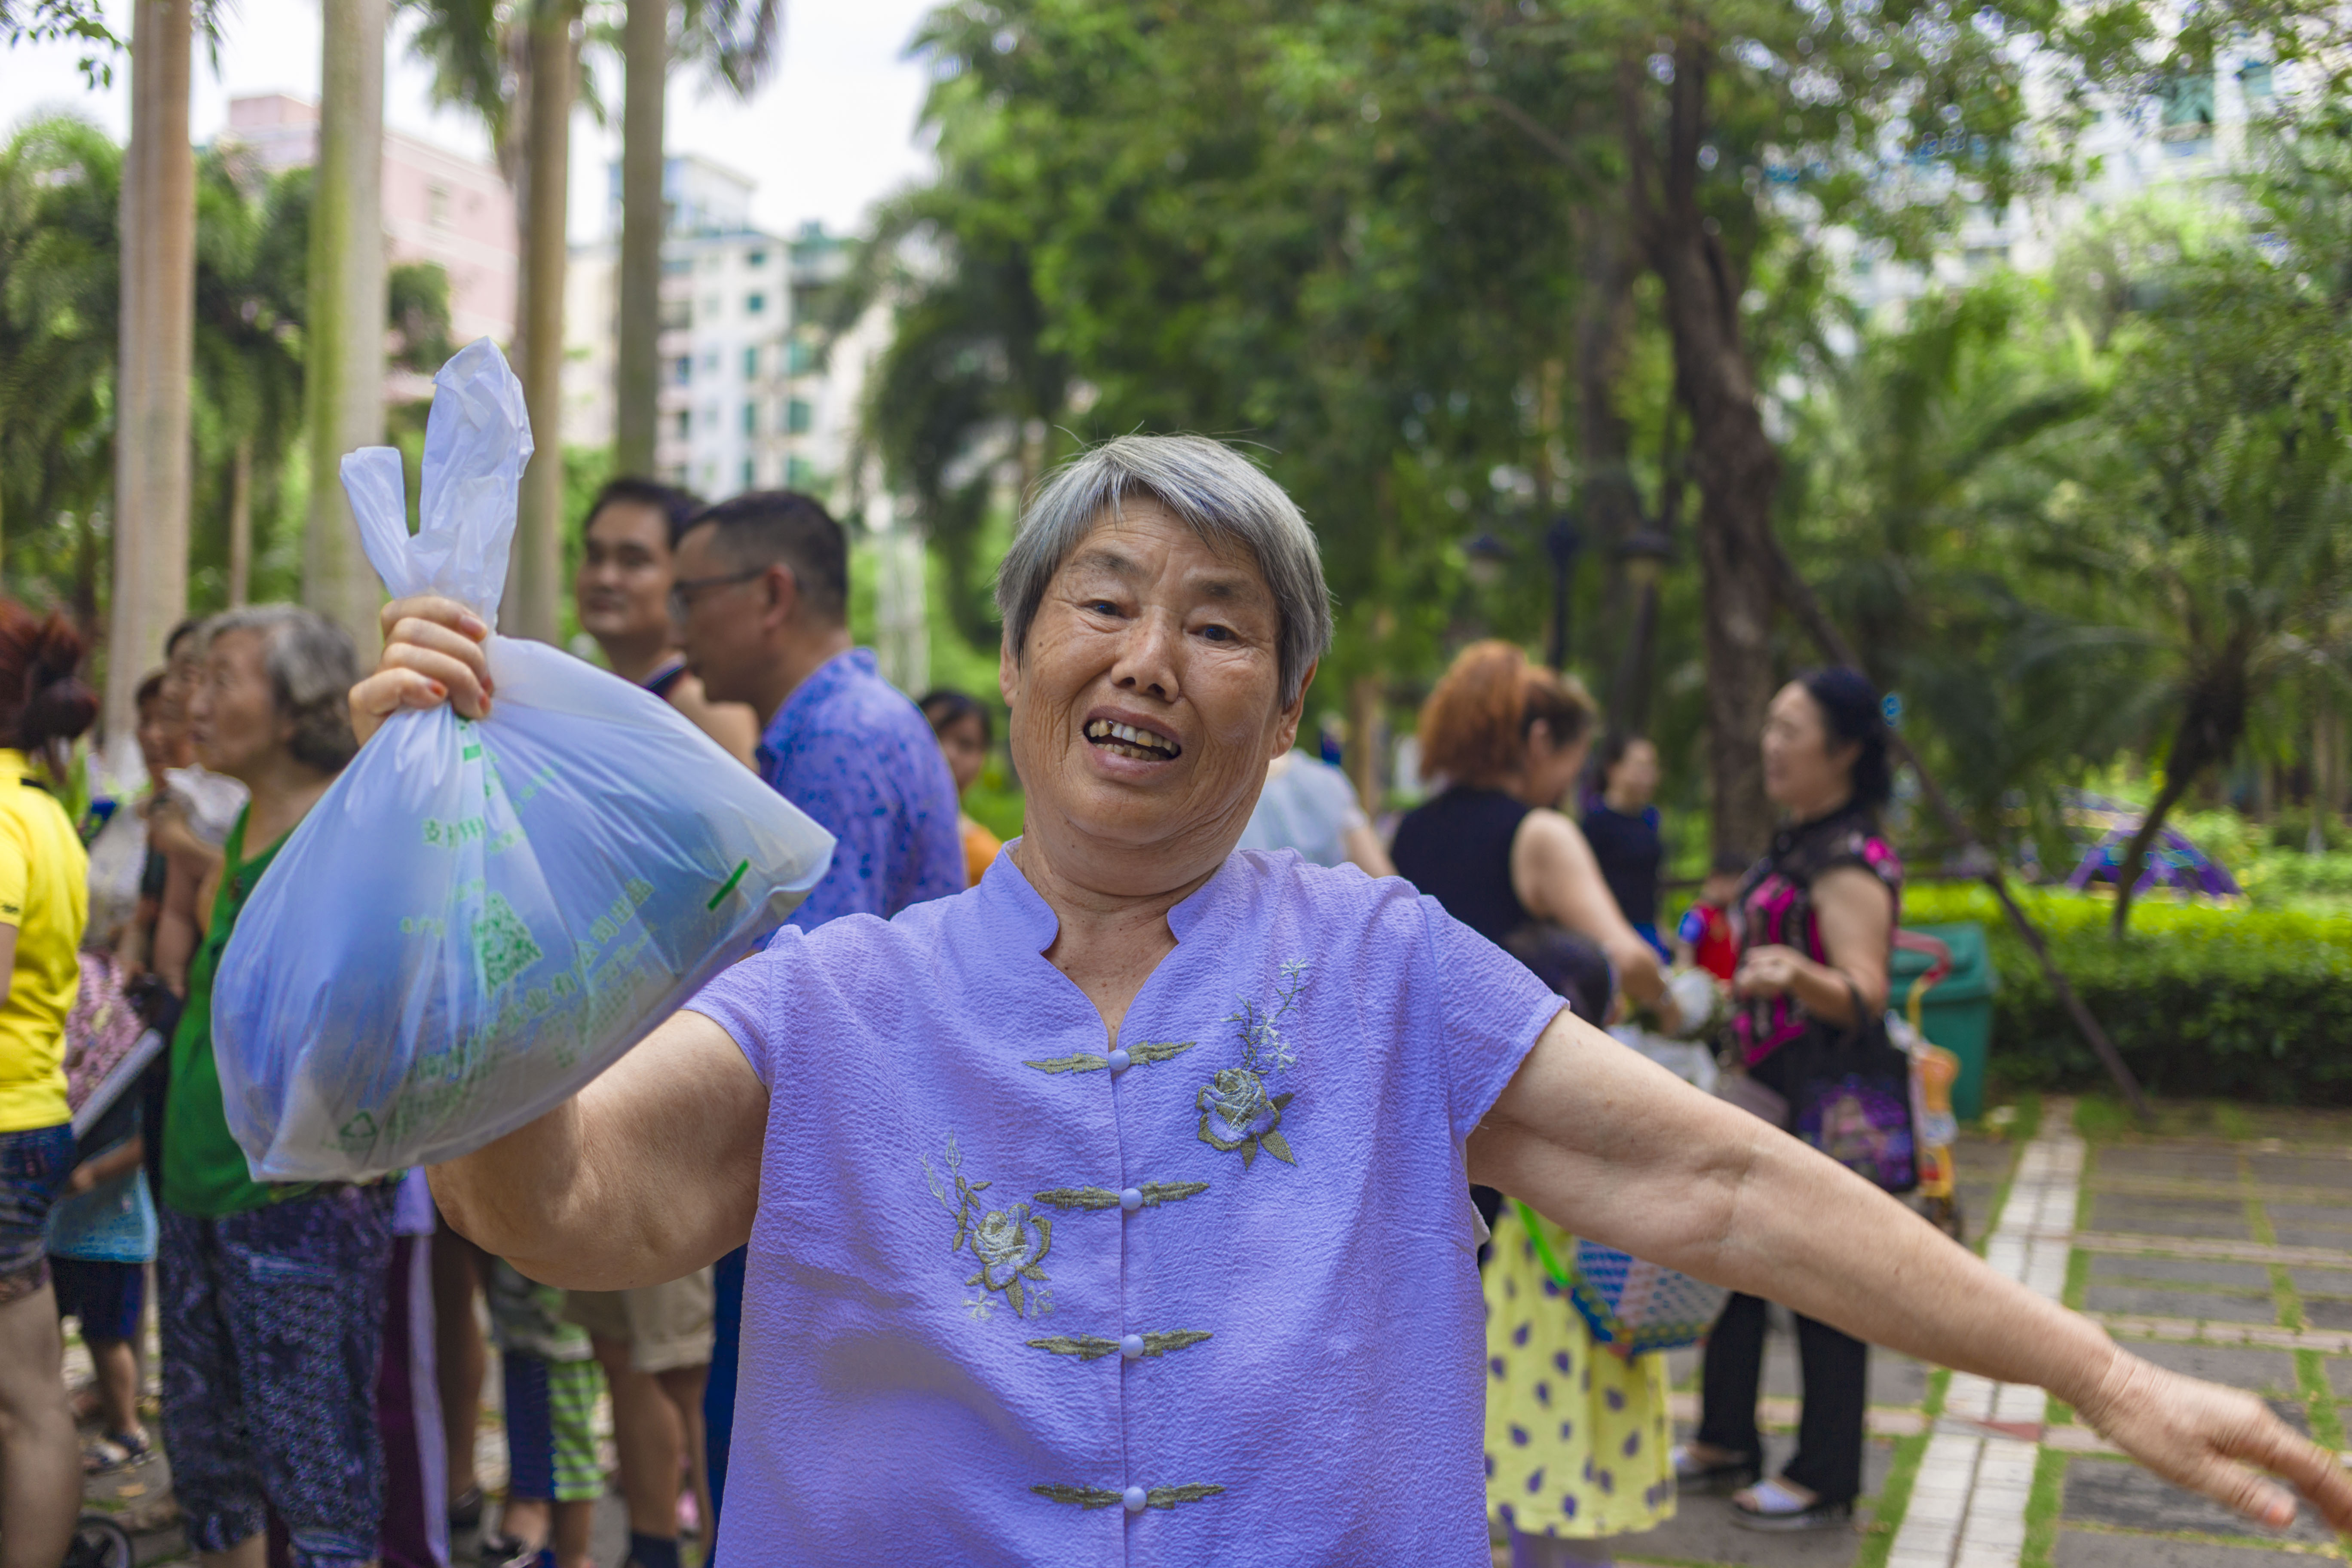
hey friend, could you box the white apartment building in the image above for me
[1829,50,2287,314]
[565,156,877,506]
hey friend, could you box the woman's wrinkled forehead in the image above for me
[1056,504,1276,611]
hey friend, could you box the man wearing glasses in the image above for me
[667,491,966,1559]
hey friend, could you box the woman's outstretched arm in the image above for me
[1467,1008,2352,1534]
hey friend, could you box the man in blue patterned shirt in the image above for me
[668,490,965,1556]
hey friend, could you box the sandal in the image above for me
[448,1484,484,1531]
[80,1430,150,1475]
[1669,1442,1760,1494]
[1730,1477,1854,1532]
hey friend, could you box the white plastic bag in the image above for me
[212,339,834,1182]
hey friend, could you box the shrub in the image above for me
[1904,883,2352,1104]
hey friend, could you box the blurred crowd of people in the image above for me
[0,459,1910,1568]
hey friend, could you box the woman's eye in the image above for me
[1199,625,1233,643]
[1085,600,1119,616]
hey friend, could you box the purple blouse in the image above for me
[686,848,1564,1565]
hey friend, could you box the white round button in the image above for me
[1123,1485,1148,1513]
[1120,1333,1145,1359]
[1119,1186,1143,1211]
[1106,1047,1131,1071]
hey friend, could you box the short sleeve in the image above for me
[683,932,802,1089]
[1418,894,1566,1143]
[0,812,28,925]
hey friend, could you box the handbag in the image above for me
[1775,980,1919,1194]
[1515,1201,1729,1358]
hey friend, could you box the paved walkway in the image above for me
[1581,1100,2352,1568]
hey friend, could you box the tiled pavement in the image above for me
[79,1104,2352,1566]
[1577,1102,2352,1568]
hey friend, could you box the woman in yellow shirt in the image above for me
[0,601,100,1565]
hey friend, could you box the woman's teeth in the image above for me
[1084,719,1178,759]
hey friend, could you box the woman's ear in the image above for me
[1525,718,1555,759]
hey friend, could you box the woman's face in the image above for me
[1001,500,1301,893]
[1761,682,1857,811]
[1607,738,1659,805]
[189,629,288,785]
[934,711,988,796]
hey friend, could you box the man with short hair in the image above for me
[575,478,759,767]
[668,491,964,1554]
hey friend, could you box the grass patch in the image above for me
[2021,1446,2069,1568]
[2271,1264,2304,1332]
[2063,1246,2093,1311]
[2075,1095,2137,1142]
[2213,1103,2259,1140]
[1855,1430,1930,1568]
[2296,1349,2347,1452]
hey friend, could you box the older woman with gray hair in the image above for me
[157,606,400,1568]
[358,436,2350,1565]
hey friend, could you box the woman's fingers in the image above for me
[2089,1355,2352,1531]
[349,665,478,747]
[378,594,489,647]
[384,615,493,688]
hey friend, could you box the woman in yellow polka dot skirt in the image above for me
[1485,1203,1676,1568]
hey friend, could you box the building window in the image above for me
[785,398,813,435]
[659,299,691,331]
[786,337,818,375]
[701,351,718,373]
[743,401,757,436]
[704,294,722,318]
[743,345,760,380]
[661,257,692,277]
[745,293,766,315]
[746,250,766,268]
[742,459,756,490]
[427,184,450,228]
[674,410,691,439]
[673,355,692,386]
[787,456,817,490]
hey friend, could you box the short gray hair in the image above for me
[994,435,1333,703]
[202,605,362,773]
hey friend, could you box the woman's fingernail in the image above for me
[461,613,488,638]
[482,677,496,697]
[427,680,447,700]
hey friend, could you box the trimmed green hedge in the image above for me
[1904,884,2352,1104]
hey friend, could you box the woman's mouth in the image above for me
[1084,719,1180,761]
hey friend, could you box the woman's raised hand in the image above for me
[349,596,494,746]
[2079,1349,2352,1532]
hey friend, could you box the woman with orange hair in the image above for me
[1392,640,1678,1568]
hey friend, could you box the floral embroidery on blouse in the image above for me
[1197,960,1308,1169]
[922,1135,1054,1320]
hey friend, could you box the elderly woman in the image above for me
[1680,668,1914,1531]
[359,436,2347,1565]
[159,607,395,1568]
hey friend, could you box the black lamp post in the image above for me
[1608,525,1675,735]
[1543,511,1583,673]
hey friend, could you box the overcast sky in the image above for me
[0,0,943,242]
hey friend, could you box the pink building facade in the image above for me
[224,95,517,351]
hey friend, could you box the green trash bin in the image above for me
[1890,921,1997,1123]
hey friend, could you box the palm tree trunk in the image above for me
[302,0,389,656]
[227,437,253,606]
[2111,667,2249,935]
[615,0,668,476]
[106,0,194,745]
[510,0,575,642]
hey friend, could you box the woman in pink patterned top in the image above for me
[1678,668,1904,1532]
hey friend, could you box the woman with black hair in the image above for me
[918,690,1005,887]
[1675,668,1904,1531]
